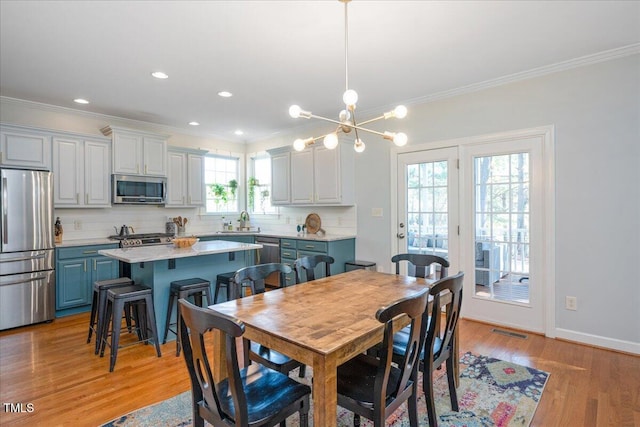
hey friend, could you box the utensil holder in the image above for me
[177,225,186,236]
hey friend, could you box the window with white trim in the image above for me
[249,155,277,214]
[204,155,239,213]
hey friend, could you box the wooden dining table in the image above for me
[209,269,457,427]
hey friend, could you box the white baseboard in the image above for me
[555,328,640,355]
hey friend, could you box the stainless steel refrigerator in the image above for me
[0,168,55,330]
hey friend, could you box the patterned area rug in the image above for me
[102,352,549,427]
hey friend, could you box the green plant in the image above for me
[247,177,259,211]
[260,189,270,211]
[210,183,228,205]
[228,179,238,199]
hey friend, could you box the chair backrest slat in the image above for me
[425,272,464,364]
[293,255,335,283]
[234,263,293,294]
[178,299,248,425]
[375,288,429,402]
[391,253,450,280]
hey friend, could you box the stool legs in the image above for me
[163,291,177,345]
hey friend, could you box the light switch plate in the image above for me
[371,208,383,217]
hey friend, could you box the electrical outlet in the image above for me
[565,296,577,311]
[73,220,82,230]
[371,207,383,217]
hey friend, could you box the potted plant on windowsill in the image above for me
[247,177,259,211]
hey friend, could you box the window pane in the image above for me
[205,155,239,214]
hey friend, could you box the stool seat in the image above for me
[87,277,134,354]
[163,278,212,356]
[171,277,210,291]
[99,284,161,372]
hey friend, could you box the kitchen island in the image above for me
[99,240,262,341]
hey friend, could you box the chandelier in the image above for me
[288,0,407,153]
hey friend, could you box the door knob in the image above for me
[397,232,405,239]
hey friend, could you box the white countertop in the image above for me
[56,231,356,248]
[98,240,262,263]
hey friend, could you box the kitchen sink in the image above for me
[216,229,260,234]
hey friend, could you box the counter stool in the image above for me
[87,277,134,355]
[99,285,161,372]
[214,271,235,303]
[163,278,211,356]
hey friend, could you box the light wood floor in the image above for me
[0,313,638,426]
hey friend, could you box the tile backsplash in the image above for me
[55,205,357,241]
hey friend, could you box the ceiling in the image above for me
[1,1,639,144]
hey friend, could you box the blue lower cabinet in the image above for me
[280,237,355,284]
[55,244,120,316]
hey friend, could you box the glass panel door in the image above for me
[397,147,458,279]
[474,153,530,303]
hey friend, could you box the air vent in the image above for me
[491,328,528,339]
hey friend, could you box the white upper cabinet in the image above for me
[0,124,52,170]
[270,151,290,205]
[53,135,111,208]
[101,126,168,176]
[166,147,206,207]
[268,142,354,206]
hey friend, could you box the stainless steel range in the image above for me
[109,233,174,248]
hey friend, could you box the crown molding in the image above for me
[401,43,640,107]
[0,96,242,144]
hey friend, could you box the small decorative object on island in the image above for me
[173,237,198,248]
[54,217,63,244]
[173,216,188,236]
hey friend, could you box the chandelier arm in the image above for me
[357,115,386,126]
[344,0,349,93]
[307,113,387,138]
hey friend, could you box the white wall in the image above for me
[249,54,640,352]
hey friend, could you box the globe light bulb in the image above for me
[354,138,365,153]
[339,109,351,122]
[289,105,302,118]
[394,105,408,119]
[323,133,339,150]
[343,89,358,106]
[293,138,306,151]
[393,132,408,147]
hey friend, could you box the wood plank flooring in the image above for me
[0,313,638,426]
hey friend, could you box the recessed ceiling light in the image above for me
[74,98,89,104]
[234,130,244,135]
[218,91,233,98]
[189,121,200,126]
[151,71,169,79]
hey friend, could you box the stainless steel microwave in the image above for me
[112,174,167,205]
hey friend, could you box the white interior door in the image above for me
[396,147,459,276]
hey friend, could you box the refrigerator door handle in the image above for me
[2,177,7,244]
[0,274,48,287]
[0,252,47,263]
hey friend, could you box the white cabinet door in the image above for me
[271,152,291,205]
[187,153,205,206]
[53,137,82,206]
[84,140,111,207]
[291,149,314,204]
[0,126,51,170]
[53,137,111,208]
[113,133,142,174]
[314,146,341,203]
[143,136,167,176]
[166,151,187,206]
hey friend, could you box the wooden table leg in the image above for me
[312,353,337,427]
